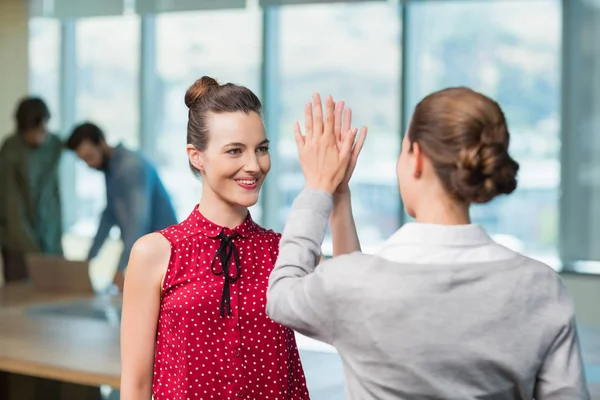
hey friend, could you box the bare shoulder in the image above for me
[126,232,171,283]
[131,232,170,256]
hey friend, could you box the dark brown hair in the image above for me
[65,122,105,150]
[408,87,519,204]
[185,76,262,176]
[15,97,50,134]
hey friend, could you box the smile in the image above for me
[235,179,259,190]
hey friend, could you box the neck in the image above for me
[197,188,248,229]
[413,186,471,225]
[104,144,114,159]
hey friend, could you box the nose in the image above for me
[243,153,260,173]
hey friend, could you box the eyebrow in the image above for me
[223,139,270,148]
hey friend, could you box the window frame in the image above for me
[43,0,593,273]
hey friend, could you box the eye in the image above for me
[226,148,242,156]
[257,146,270,154]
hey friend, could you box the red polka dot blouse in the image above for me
[152,207,310,399]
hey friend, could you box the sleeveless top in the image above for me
[152,207,310,400]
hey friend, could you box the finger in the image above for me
[346,126,367,174]
[294,121,305,151]
[304,102,313,141]
[342,107,352,135]
[323,95,335,140]
[341,128,358,160]
[312,93,323,139]
[352,126,368,161]
[334,101,344,144]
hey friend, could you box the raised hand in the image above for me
[294,93,357,195]
[333,101,368,194]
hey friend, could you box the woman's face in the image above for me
[188,111,271,209]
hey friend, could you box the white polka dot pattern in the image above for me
[151,208,310,399]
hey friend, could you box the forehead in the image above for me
[206,111,266,146]
[76,140,98,156]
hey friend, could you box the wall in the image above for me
[0,0,28,139]
[562,274,600,326]
[0,0,28,286]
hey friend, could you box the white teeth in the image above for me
[237,179,257,185]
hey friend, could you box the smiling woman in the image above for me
[184,76,271,211]
[153,8,262,222]
[120,76,311,400]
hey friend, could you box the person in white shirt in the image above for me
[267,89,590,399]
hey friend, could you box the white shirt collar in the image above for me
[380,222,494,249]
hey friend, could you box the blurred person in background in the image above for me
[0,97,63,283]
[65,123,177,291]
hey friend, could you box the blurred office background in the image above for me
[1,0,600,397]
[2,0,600,316]
[0,0,599,313]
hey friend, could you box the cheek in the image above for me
[397,155,412,194]
[91,152,102,167]
[396,153,407,181]
[204,156,241,183]
[259,153,271,175]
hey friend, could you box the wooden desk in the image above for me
[0,283,121,399]
[1,283,599,399]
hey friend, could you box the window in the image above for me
[72,15,141,237]
[28,17,61,132]
[560,0,600,273]
[272,2,402,254]
[154,9,262,221]
[404,0,562,267]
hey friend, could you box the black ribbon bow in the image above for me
[210,232,241,317]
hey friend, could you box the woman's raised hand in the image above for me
[295,93,357,195]
[333,100,367,194]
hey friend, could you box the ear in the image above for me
[186,144,204,172]
[411,141,423,179]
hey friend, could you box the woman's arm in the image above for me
[534,281,591,399]
[268,93,364,341]
[329,100,367,256]
[120,232,170,400]
[267,188,337,343]
[330,191,361,256]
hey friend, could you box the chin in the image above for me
[229,181,263,208]
[235,192,260,207]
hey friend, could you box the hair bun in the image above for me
[184,76,219,109]
[450,124,519,203]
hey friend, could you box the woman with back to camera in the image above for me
[267,88,590,399]
[119,76,367,399]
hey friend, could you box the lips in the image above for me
[235,178,259,190]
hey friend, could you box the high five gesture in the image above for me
[294,93,366,194]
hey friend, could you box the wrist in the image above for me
[332,191,351,206]
[306,182,336,195]
[333,186,351,197]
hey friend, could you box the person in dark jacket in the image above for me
[0,97,63,283]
